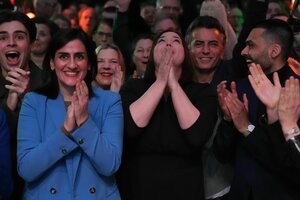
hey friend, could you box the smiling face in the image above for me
[190,27,225,72]
[0,21,32,76]
[153,31,184,68]
[133,38,153,75]
[31,23,51,55]
[241,28,272,72]
[95,48,119,89]
[50,39,89,93]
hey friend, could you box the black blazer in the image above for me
[214,65,300,200]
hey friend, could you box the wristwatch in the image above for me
[284,127,300,137]
[244,124,255,137]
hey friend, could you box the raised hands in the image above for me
[248,63,281,123]
[278,77,300,137]
[156,47,173,84]
[5,68,30,111]
[63,80,89,133]
[217,81,250,135]
[110,64,124,92]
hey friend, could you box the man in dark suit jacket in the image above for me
[215,19,300,200]
[0,10,48,200]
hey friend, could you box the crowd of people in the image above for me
[0,0,300,200]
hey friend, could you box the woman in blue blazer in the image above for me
[17,29,123,200]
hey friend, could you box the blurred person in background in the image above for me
[50,13,71,29]
[78,6,98,36]
[93,18,113,47]
[31,17,59,70]
[93,43,126,92]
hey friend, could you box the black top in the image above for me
[117,79,217,200]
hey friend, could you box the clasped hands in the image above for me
[5,68,30,111]
[156,47,179,91]
[63,80,89,133]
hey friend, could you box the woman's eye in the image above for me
[59,55,68,60]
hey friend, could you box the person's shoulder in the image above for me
[23,91,48,104]
[92,87,121,101]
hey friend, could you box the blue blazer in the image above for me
[0,109,13,200]
[17,88,123,200]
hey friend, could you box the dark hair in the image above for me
[131,33,154,55]
[254,19,294,61]
[185,15,226,47]
[94,18,113,34]
[37,28,97,99]
[0,10,36,43]
[130,33,154,71]
[152,13,181,34]
[33,16,59,37]
[144,29,195,83]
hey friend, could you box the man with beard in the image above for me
[0,10,46,199]
[215,19,300,200]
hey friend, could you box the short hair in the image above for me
[131,33,154,55]
[94,18,113,34]
[152,13,181,34]
[0,10,36,43]
[254,19,294,61]
[144,29,195,83]
[95,43,126,74]
[32,16,59,37]
[185,16,226,47]
[38,28,97,98]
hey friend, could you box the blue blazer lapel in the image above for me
[47,94,82,187]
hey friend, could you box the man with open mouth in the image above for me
[0,10,48,200]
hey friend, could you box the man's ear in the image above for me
[270,43,281,58]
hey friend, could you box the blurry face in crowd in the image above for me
[31,23,51,55]
[189,27,225,73]
[132,38,153,75]
[153,31,184,70]
[294,32,300,57]
[140,5,156,26]
[266,2,282,19]
[241,28,273,73]
[53,18,70,29]
[153,18,178,35]
[50,39,89,91]
[228,7,244,32]
[93,23,113,46]
[95,48,120,89]
[79,8,97,35]
[35,0,58,18]
[157,0,182,19]
[0,21,31,76]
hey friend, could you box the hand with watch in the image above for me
[278,77,300,153]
